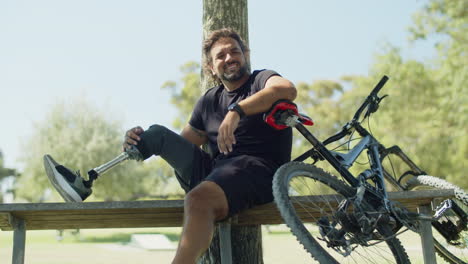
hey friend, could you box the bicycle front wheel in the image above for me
[273,161,410,263]
[405,175,468,264]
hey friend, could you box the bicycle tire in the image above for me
[273,161,410,263]
[405,175,468,264]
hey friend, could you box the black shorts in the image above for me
[136,124,278,217]
[204,155,277,217]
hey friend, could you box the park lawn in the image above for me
[0,225,431,264]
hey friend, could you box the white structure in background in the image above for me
[130,234,176,250]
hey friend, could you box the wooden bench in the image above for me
[0,189,455,264]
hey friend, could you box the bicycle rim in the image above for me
[273,162,410,263]
[406,175,468,264]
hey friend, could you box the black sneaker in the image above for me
[43,155,92,202]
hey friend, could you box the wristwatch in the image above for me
[228,102,246,119]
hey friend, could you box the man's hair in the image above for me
[202,28,250,85]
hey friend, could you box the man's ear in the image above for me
[209,63,216,75]
[243,51,251,71]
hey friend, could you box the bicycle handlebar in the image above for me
[322,75,389,146]
[352,75,388,122]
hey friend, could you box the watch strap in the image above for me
[228,103,246,118]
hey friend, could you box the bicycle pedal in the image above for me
[433,199,453,219]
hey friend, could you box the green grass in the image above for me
[0,228,181,245]
[0,225,437,264]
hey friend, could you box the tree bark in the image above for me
[201,0,250,89]
[199,224,263,264]
[202,0,249,44]
[200,1,263,264]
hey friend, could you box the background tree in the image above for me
[201,1,264,263]
[407,0,467,186]
[0,150,17,180]
[341,0,467,188]
[148,1,468,262]
[16,98,172,202]
[162,61,203,130]
[0,150,17,203]
[292,0,467,188]
[164,0,262,263]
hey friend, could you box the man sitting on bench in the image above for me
[44,28,297,264]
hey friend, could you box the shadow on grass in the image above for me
[77,232,180,244]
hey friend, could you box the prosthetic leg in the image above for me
[44,146,144,202]
[86,146,144,185]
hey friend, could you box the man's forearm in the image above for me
[238,77,297,116]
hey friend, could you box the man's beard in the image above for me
[221,63,249,82]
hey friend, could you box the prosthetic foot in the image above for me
[43,146,143,202]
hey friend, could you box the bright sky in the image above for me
[0,0,434,170]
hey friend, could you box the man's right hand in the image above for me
[123,126,145,151]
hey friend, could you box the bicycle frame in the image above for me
[293,121,390,203]
[278,76,396,207]
[268,75,467,261]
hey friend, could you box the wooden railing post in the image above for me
[218,220,232,264]
[418,204,437,264]
[10,215,26,264]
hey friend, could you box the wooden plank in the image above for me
[19,219,184,230]
[0,189,455,231]
[1,213,185,230]
[0,212,12,230]
[0,199,184,212]
[237,189,455,225]
[18,212,183,220]
[13,209,183,218]
[0,189,452,213]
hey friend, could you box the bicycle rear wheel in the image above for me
[273,161,410,263]
[405,175,468,264]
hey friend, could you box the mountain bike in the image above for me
[264,76,467,263]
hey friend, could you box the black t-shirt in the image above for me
[189,69,292,166]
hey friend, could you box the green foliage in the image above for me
[369,0,466,188]
[409,0,467,43]
[0,150,17,180]
[161,0,467,191]
[293,0,467,189]
[16,98,173,202]
[292,80,346,161]
[156,62,205,195]
[162,61,202,130]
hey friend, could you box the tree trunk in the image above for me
[200,1,263,264]
[201,0,250,89]
[198,224,263,264]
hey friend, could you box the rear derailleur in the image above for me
[317,199,385,256]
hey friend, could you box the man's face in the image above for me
[209,37,249,83]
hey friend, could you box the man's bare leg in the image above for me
[172,181,229,264]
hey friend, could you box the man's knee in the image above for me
[136,124,169,158]
[185,181,229,220]
[143,124,169,140]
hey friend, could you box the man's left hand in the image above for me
[217,111,240,154]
